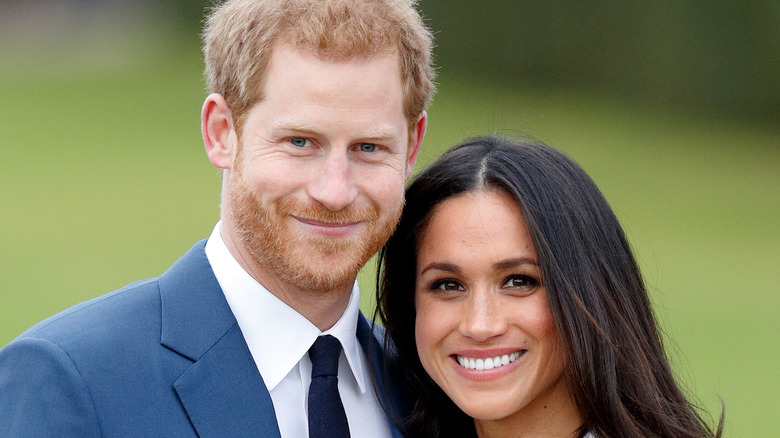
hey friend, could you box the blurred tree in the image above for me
[9,0,773,120]
[422,0,779,121]
[157,0,212,30]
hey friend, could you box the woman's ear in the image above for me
[202,93,237,169]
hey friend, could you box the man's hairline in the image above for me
[231,42,421,143]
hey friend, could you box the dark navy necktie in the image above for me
[308,335,350,438]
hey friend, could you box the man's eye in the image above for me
[290,137,308,147]
[358,143,377,152]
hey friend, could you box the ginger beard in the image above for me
[226,159,402,293]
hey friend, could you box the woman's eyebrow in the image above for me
[419,262,461,276]
[492,257,539,270]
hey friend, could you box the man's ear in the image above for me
[405,111,427,177]
[202,93,237,169]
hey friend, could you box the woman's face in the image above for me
[414,190,572,426]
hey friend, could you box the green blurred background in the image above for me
[1,1,777,435]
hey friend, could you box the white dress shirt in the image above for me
[205,223,392,438]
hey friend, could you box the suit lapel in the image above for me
[357,315,410,438]
[173,324,281,437]
[158,241,406,438]
[159,241,281,438]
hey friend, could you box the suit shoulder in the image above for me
[15,277,163,349]
[0,336,102,436]
[13,239,211,347]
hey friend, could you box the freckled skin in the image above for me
[203,43,426,329]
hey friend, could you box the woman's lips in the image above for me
[450,349,526,381]
[455,350,525,370]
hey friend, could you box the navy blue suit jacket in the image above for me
[0,241,408,437]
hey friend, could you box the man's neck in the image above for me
[220,223,354,331]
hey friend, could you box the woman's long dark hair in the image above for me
[375,135,723,438]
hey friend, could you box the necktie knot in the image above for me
[309,335,341,378]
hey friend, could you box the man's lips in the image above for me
[294,217,359,227]
[293,216,362,237]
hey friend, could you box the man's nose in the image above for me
[306,150,359,211]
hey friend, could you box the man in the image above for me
[0,0,434,436]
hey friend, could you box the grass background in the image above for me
[1,18,778,437]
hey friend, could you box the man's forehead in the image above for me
[285,39,395,60]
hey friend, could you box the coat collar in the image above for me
[159,240,408,438]
[160,240,281,438]
[357,316,411,438]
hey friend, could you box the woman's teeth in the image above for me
[456,351,523,370]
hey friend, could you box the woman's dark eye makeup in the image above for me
[503,274,538,288]
[423,272,540,295]
[431,279,464,292]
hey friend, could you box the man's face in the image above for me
[224,44,420,293]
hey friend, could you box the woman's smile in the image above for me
[414,190,571,424]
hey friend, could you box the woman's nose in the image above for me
[458,291,508,342]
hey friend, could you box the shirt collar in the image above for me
[204,222,367,392]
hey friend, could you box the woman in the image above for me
[375,135,723,437]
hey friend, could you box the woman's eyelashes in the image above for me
[501,274,540,292]
[429,278,465,293]
[424,273,540,296]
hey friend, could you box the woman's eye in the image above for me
[290,137,309,147]
[502,275,537,289]
[431,280,465,292]
[358,143,377,152]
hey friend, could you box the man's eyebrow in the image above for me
[356,127,402,141]
[272,121,400,141]
[272,121,317,134]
